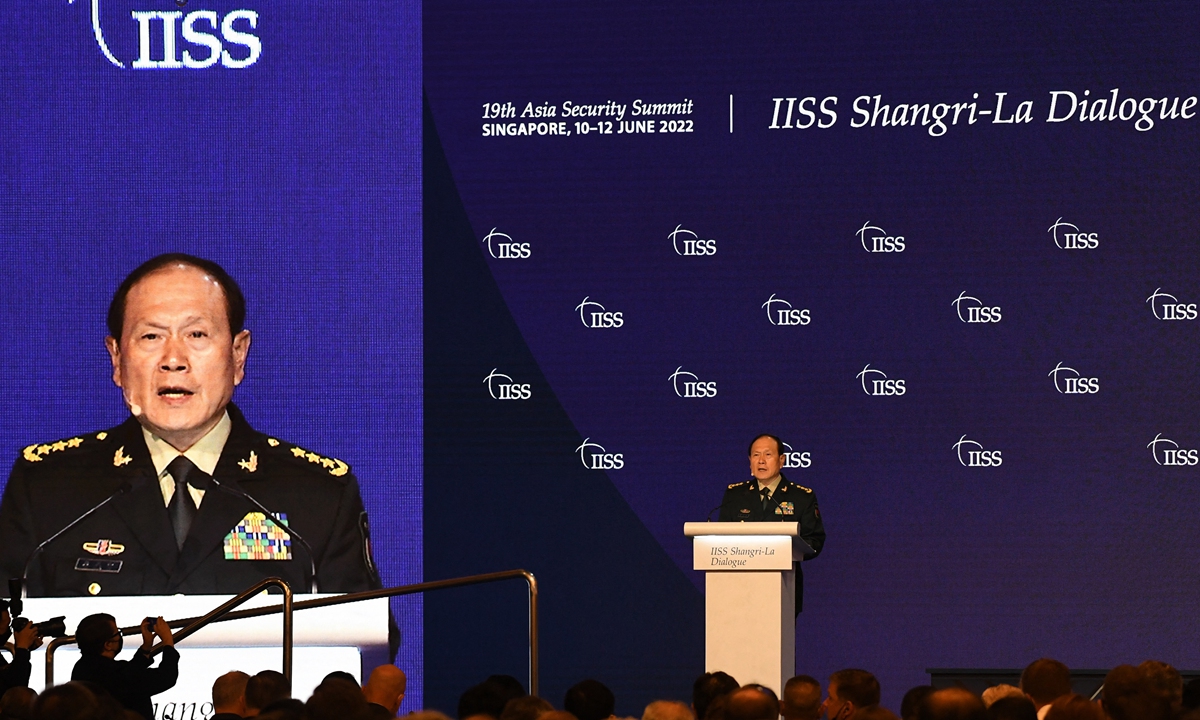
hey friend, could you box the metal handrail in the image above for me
[41,569,539,694]
[45,576,293,687]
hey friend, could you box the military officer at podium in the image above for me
[0,254,380,597]
[719,433,825,612]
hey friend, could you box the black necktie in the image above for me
[167,456,201,550]
[760,486,770,512]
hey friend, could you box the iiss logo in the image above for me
[483,369,531,401]
[669,225,717,256]
[1048,362,1100,394]
[781,442,812,469]
[857,364,906,396]
[576,297,624,328]
[1147,433,1199,467]
[669,366,717,398]
[952,292,1002,324]
[762,294,811,326]
[857,222,905,253]
[576,438,624,470]
[1146,288,1198,321]
[954,435,1003,467]
[481,228,531,259]
[1047,218,1099,250]
[69,0,261,69]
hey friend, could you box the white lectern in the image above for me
[17,594,389,714]
[684,522,813,696]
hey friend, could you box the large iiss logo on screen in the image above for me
[576,438,623,470]
[782,442,811,469]
[483,369,531,401]
[954,435,1002,467]
[482,229,531,259]
[669,367,716,398]
[762,294,810,326]
[1148,434,1198,466]
[857,222,905,253]
[576,297,624,328]
[670,225,716,256]
[69,0,261,69]
[952,292,1002,324]
[1048,362,1099,394]
[1047,218,1099,249]
[1146,288,1198,321]
[857,364,905,396]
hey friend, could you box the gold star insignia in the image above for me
[37,445,52,455]
[305,452,320,463]
[238,451,259,473]
[291,447,306,458]
[67,437,84,448]
[320,457,334,468]
[51,441,67,451]
[113,447,132,467]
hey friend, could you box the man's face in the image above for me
[749,436,786,483]
[820,683,849,720]
[105,264,250,451]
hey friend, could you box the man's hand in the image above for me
[13,622,42,650]
[153,616,174,647]
[139,617,155,649]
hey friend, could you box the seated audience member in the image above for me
[31,683,98,720]
[642,700,693,720]
[781,676,821,720]
[692,672,738,720]
[500,696,554,720]
[916,688,985,720]
[488,677,527,702]
[1184,677,1200,711]
[307,676,370,720]
[324,672,359,686]
[363,665,407,718]
[70,614,178,720]
[823,670,880,720]
[984,697,1036,720]
[725,685,779,720]
[1138,660,1182,713]
[256,698,306,720]
[852,707,899,720]
[1042,695,1102,720]
[460,678,526,720]
[1,687,37,720]
[211,671,250,720]
[245,671,291,717]
[980,686,1023,709]
[565,681,615,720]
[1100,665,1170,720]
[541,712,579,720]
[702,694,730,720]
[900,687,934,720]
[1019,659,1070,720]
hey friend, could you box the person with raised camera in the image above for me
[71,613,179,720]
[0,604,43,695]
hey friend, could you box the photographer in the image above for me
[0,605,43,696]
[71,614,179,720]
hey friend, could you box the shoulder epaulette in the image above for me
[795,484,812,493]
[727,480,750,489]
[20,431,109,464]
[264,437,350,478]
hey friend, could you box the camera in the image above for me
[11,615,68,638]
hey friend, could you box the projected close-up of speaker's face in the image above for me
[106,264,250,450]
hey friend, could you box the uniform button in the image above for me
[88,583,101,595]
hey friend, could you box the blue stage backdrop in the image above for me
[0,0,422,707]
[424,1,1200,712]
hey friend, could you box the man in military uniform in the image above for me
[0,254,379,596]
[718,434,825,612]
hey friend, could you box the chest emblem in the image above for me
[224,512,293,560]
[83,539,125,556]
[113,446,132,467]
[237,451,259,473]
[774,502,795,515]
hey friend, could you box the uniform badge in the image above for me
[224,512,293,560]
[113,446,132,467]
[237,451,258,473]
[774,502,795,516]
[83,539,125,556]
[739,508,751,514]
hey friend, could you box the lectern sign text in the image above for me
[692,535,795,571]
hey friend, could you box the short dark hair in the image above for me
[726,686,779,720]
[693,671,740,720]
[830,669,880,708]
[107,253,246,340]
[1103,665,1171,720]
[1019,659,1071,706]
[748,434,784,456]
[31,682,99,720]
[900,686,935,720]
[984,696,1036,720]
[564,679,614,720]
[916,688,985,720]
[246,670,292,710]
[74,613,117,656]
